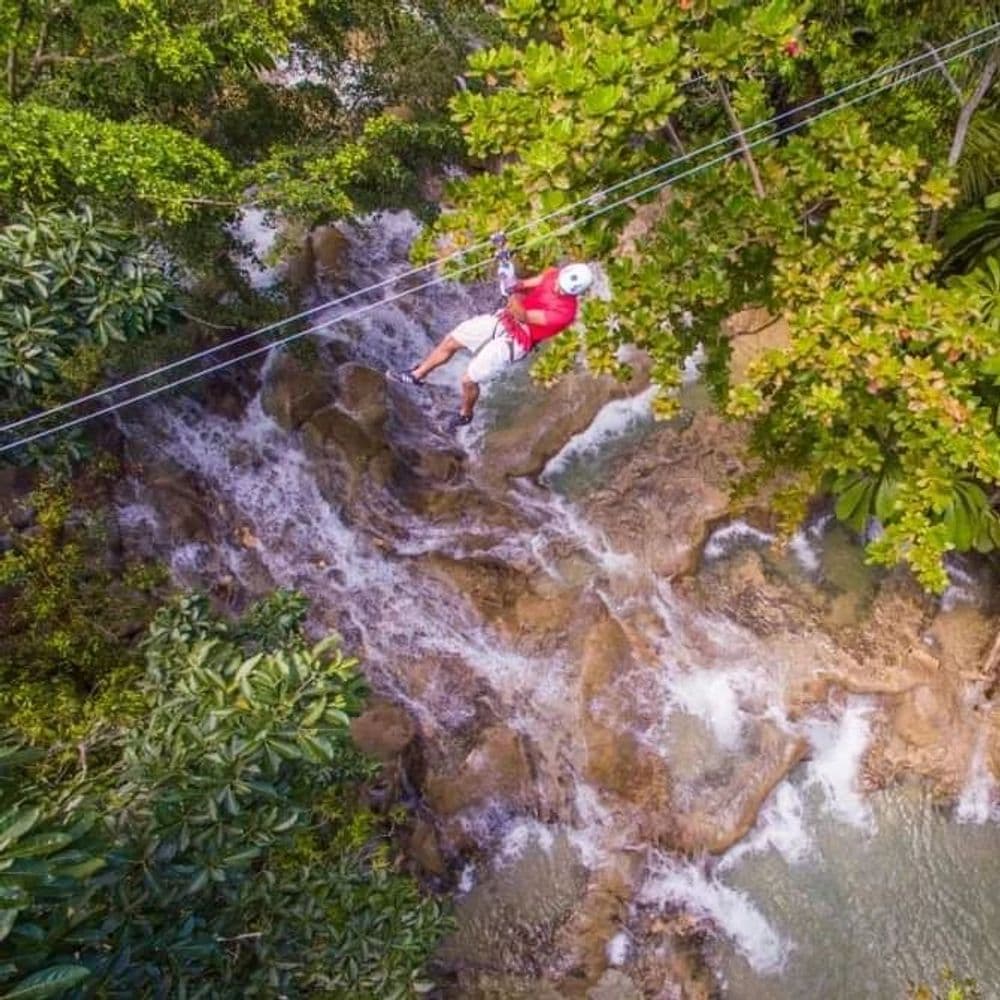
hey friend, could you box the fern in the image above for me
[957,111,1000,204]
[941,193,1000,273]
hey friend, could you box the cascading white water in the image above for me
[120,210,1000,995]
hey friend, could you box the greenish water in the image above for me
[716,783,1000,998]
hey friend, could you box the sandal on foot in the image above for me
[446,412,473,432]
[387,368,424,387]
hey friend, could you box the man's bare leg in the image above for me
[459,375,480,419]
[411,335,464,381]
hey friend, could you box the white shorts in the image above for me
[450,313,528,384]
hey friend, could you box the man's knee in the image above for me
[441,334,463,352]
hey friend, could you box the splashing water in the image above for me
[119,211,1000,995]
[638,855,790,975]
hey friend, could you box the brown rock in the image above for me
[553,852,643,987]
[584,722,672,822]
[580,615,633,708]
[333,363,388,431]
[260,353,336,431]
[143,461,215,543]
[405,817,446,877]
[311,225,350,281]
[301,405,382,463]
[673,722,808,855]
[871,683,974,794]
[350,699,417,762]
[479,369,637,481]
[587,970,643,1000]
[424,724,535,816]
[586,411,743,580]
[725,308,791,385]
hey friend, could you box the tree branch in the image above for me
[177,308,238,332]
[923,40,962,100]
[717,80,766,199]
[30,52,124,70]
[948,45,1000,168]
[664,117,686,155]
[928,45,1000,239]
[7,1,28,101]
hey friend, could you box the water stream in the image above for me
[117,212,1000,998]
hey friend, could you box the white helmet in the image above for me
[558,263,594,296]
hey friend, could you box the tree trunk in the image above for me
[928,45,1000,238]
[717,80,766,199]
[947,45,1000,168]
[6,2,28,101]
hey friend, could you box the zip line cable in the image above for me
[3,30,995,455]
[0,70,712,438]
[3,21,995,439]
[2,30,997,454]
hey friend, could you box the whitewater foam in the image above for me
[703,520,775,561]
[541,386,656,483]
[956,732,999,823]
[801,699,874,830]
[639,855,789,975]
[720,782,813,871]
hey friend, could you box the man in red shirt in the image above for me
[388,263,594,431]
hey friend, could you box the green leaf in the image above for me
[9,832,73,859]
[834,476,873,532]
[0,909,19,944]
[2,965,91,1000]
[0,809,41,853]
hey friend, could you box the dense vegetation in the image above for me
[422,0,1000,590]
[0,587,448,999]
[1,1,999,994]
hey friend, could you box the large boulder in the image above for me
[583,722,674,844]
[141,460,216,543]
[671,721,807,855]
[350,698,417,762]
[479,369,638,482]
[584,410,746,580]
[333,362,388,431]
[260,353,337,431]
[869,684,975,795]
[424,724,536,817]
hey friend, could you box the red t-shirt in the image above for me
[500,267,578,351]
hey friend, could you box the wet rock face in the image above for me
[672,722,808,855]
[437,832,590,987]
[479,369,637,482]
[139,460,217,543]
[350,698,417,762]
[583,410,747,579]
[424,724,537,819]
[260,352,337,431]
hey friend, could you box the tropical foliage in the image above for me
[0,591,449,999]
[0,206,175,415]
[0,478,164,742]
[423,0,1000,589]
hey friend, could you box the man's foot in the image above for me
[387,368,424,387]
[446,412,473,432]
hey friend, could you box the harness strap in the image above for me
[491,318,524,362]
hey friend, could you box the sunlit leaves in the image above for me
[0,102,234,222]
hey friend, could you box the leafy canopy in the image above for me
[0,206,175,416]
[424,0,1000,589]
[0,591,450,999]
